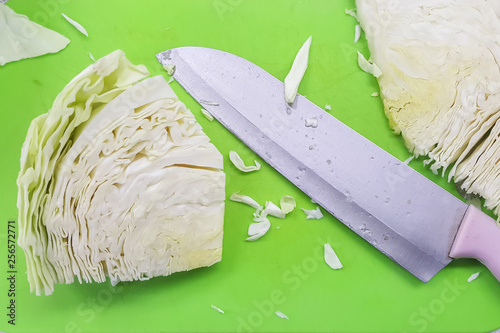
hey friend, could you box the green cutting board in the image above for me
[1,1,499,332]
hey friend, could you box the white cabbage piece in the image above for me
[261,201,285,219]
[17,50,225,295]
[305,117,318,128]
[280,195,296,214]
[211,304,225,314]
[229,192,263,213]
[61,13,88,37]
[324,243,343,270]
[231,194,295,241]
[354,24,361,44]
[0,4,70,66]
[356,0,500,218]
[345,8,358,21]
[229,150,261,172]
[357,51,382,78]
[467,272,480,283]
[246,216,271,241]
[301,207,323,220]
[163,64,176,75]
[284,36,312,104]
[275,311,289,320]
[201,108,214,122]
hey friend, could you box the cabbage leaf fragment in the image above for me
[324,243,343,270]
[61,13,88,37]
[246,216,271,241]
[230,193,296,241]
[275,311,289,320]
[284,36,312,104]
[229,192,263,212]
[229,150,261,172]
[467,272,480,283]
[301,207,323,220]
[357,51,382,78]
[280,196,296,214]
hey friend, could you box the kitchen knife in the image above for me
[157,47,500,283]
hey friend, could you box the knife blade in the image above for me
[157,47,500,283]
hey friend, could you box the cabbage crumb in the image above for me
[302,207,323,220]
[61,13,88,36]
[201,108,214,122]
[324,243,343,270]
[275,311,289,320]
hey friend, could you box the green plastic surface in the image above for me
[1,1,499,332]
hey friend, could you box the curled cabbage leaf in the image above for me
[17,50,225,295]
[356,0,500,218]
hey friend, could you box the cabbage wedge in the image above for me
[17,50,225,295]
[356,0,500,218]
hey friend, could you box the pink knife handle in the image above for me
[449,205,500,282]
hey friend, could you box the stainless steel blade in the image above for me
[157,47,468,282]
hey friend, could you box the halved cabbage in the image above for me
[17,50,225,295]
[356,0,500,218]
